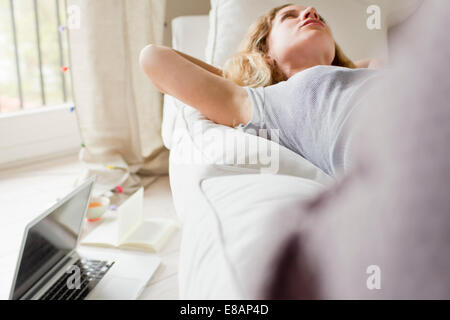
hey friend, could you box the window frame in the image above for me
[0,104,81,170]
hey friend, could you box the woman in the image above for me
[139,4,382,176]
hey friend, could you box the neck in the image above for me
[281,56,331,79]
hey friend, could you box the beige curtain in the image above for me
[67,0,168,197]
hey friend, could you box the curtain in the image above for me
[67,0,168,197]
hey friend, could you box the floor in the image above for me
[0,154,180,300]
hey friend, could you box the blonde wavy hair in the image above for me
[223,4,356,88]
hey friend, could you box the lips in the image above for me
[300,19,325,29]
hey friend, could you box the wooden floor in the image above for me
[0,154,180,300]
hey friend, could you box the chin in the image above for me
[299,32,334,51]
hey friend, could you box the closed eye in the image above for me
[281,11,297,22]
[279,10,327,24]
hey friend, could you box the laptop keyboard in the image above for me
[40,258,114,300]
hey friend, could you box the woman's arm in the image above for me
[172,49,223,77]
[139,44,251,127]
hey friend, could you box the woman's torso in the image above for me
[240,65,382,176]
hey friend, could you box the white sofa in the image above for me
[162,0,423,299]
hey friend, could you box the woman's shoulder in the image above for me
[250,65,380,93]
[289,65,381,83]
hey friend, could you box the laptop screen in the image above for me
[11,179,94,300]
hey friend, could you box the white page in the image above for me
[118,187,144,244]
[80,214,119,247]
[121,218,178,252]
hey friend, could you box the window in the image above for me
[0,0,80,168]
[1,0,73,112]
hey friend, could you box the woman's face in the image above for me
[267,5,335,77]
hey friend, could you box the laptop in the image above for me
[9,176,161,300]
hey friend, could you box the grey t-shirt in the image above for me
[240,65,382,176]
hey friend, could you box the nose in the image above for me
[300,7,320,21]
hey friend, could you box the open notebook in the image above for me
[81,188,178,252]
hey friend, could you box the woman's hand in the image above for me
[367,58,384,69]
[355,58,384,69]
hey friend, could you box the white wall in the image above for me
[163,0,210,46]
